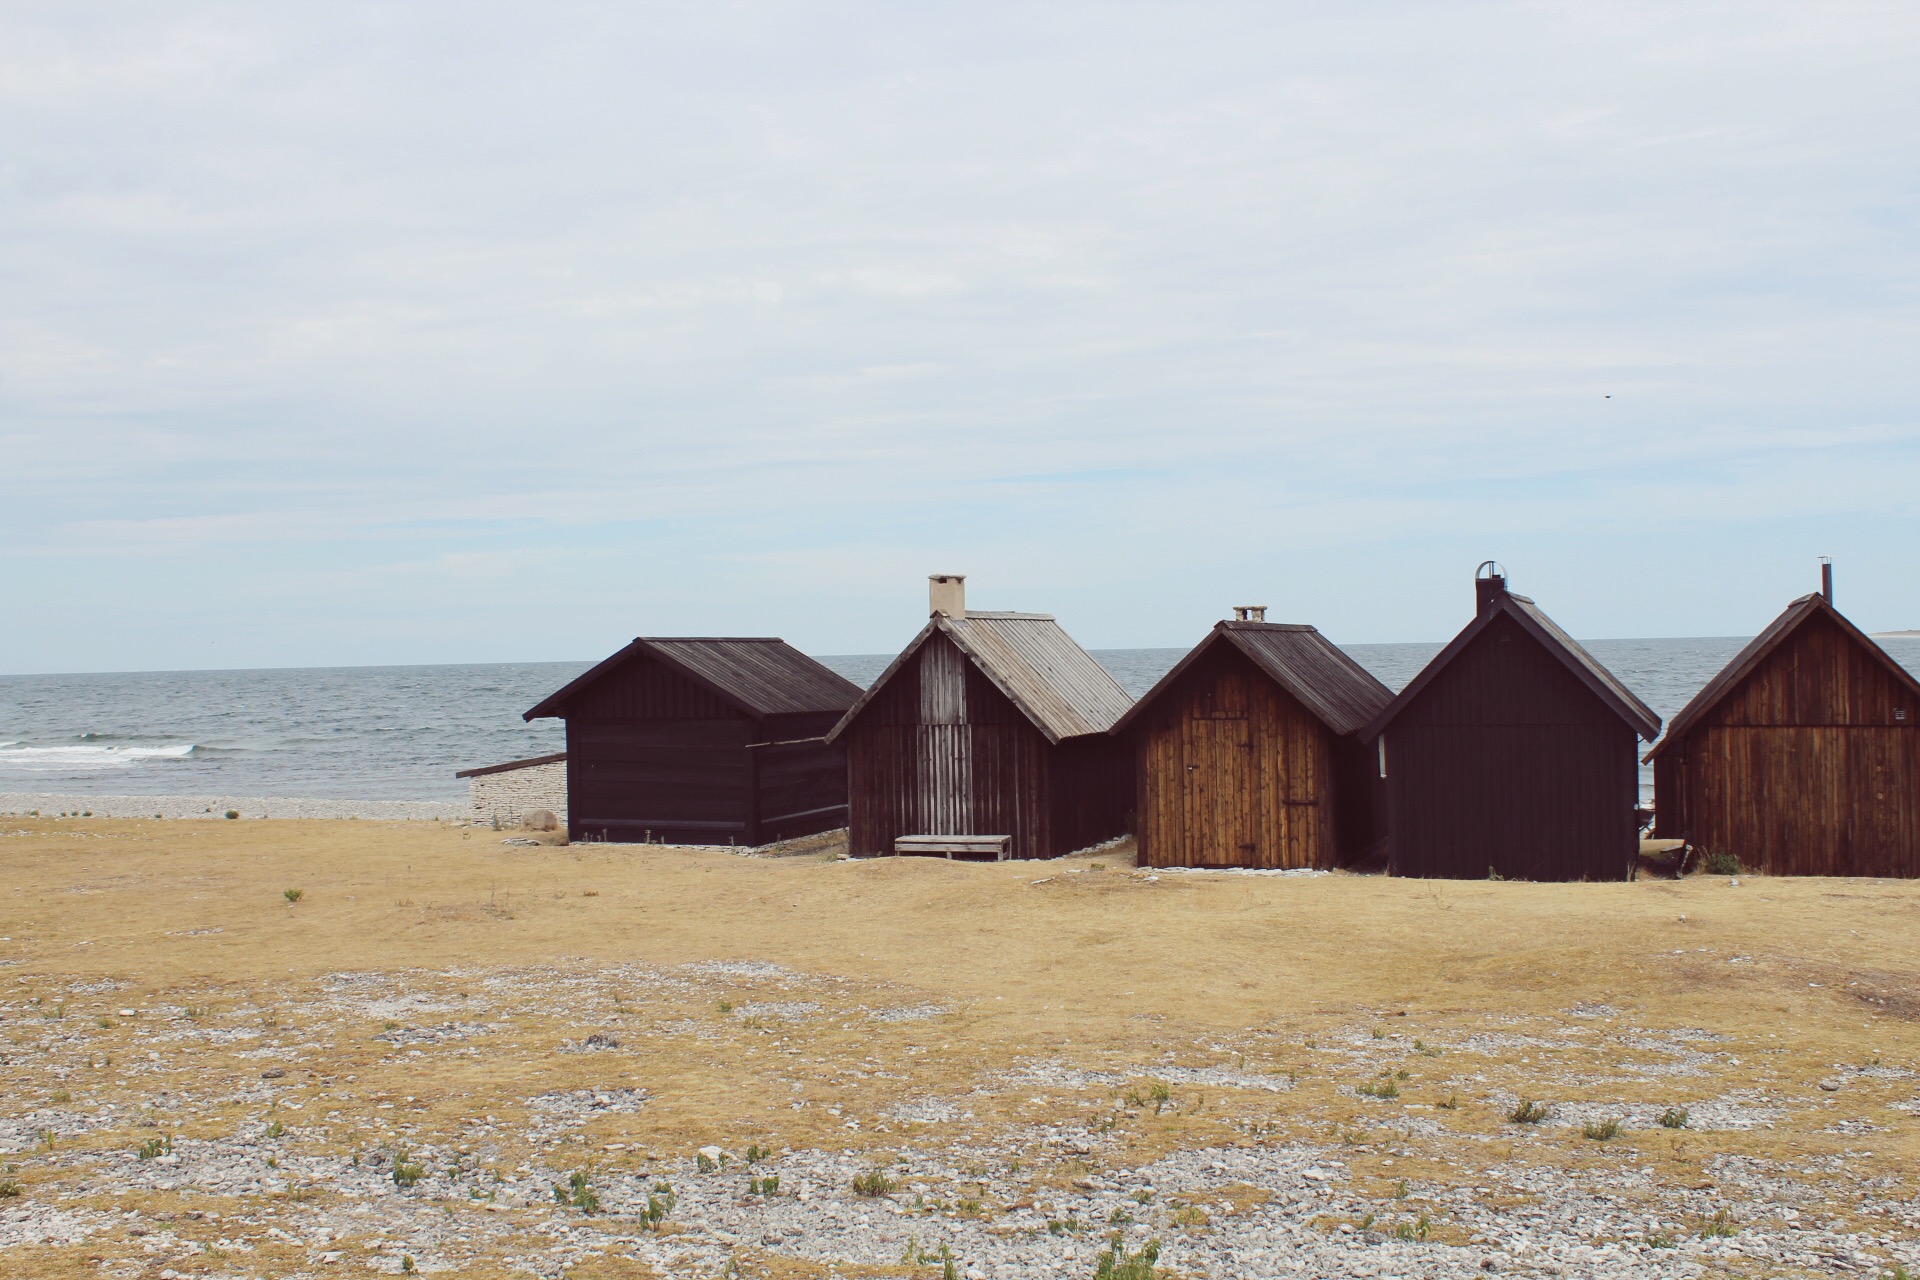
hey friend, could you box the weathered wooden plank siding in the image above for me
[1133,645,1344,870]
[1656,612,1919,876]
[567,718,753,843]
[843,633,1128,859]
[1385,612,1639,881]
[750,738,849,843]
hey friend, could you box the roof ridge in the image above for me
[958,610,1055,620]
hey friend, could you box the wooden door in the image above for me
[1186,714,1252,865]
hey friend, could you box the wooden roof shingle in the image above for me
[1110,620,1392,737]
[523,636,862,722]
[826,611,1133,744]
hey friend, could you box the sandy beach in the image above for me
[1,817,1916,1278]
[0,793,465,822]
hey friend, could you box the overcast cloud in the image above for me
[3,1,1918,672]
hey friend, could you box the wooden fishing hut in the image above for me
[1647,562,1920,876]
[826,575,1134,860]
[523,636,862,846]
[1361,564,1661,881]
[1111,608,1392,869]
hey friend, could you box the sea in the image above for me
[3,637,1919,805]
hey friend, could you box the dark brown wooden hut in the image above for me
[826,575,1134,860]
[1361,566,1661,881]
[523,637,862,846]
[1647,579,1920,877]
[1111,613,1392,869]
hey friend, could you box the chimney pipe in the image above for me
[929,573,966,619]
[1232,605,1267,623]
[1474,561,1507,618]
[1819,556,1833,605]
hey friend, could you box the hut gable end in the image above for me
[834,602,1133,859]
[1648,592,1920,876]
[1696,608,1920,730]
[1395,612,1626,731]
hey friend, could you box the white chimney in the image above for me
[930,573,966,619]
[1232,605,1267,622]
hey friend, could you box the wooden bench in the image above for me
[895,834,1012,861]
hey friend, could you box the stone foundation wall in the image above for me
[468,759,568,827]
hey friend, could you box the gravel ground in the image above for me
[0,792,464,821]
[3,959,1917,1279]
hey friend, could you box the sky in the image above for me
[3,1,1918,674]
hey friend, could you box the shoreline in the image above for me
[0,791,464,821]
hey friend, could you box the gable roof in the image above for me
[1645,593,1920,761]
[825,612,1134,745]
[1361,591,1661,742]
[1110,620,1392,737]
[524,636,863,722]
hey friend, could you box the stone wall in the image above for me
[467,758,568,828]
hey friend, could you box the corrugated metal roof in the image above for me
[1645,593,1920,761]
[1110,621,1392,737]
[827,611,1134,744]
[1363,591,1662,742]
[524,637,862,721]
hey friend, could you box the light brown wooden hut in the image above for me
[1111,613,1392,869]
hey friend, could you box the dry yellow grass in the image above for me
[2,817,1917,1278]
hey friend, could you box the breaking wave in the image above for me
[0,742,198,773]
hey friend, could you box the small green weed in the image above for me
[1582,1117,1621,1141]
[1093,1234,1162,1280]
[283,888,304,904]
[642,1180,675,1229]
[553,1170,600,1213]
[1700,1208,1738,1238]
[1147,1081,1172,1114]
[1659,1107,1690,1129]
[748,1174,779,1196]
[1509,1098,1551,1125]
[1702,849,1741,876]
[224,810,239,820]
[392,1150,426,1189]
[136,1135,172,1161]
[852,1168,895,1197]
